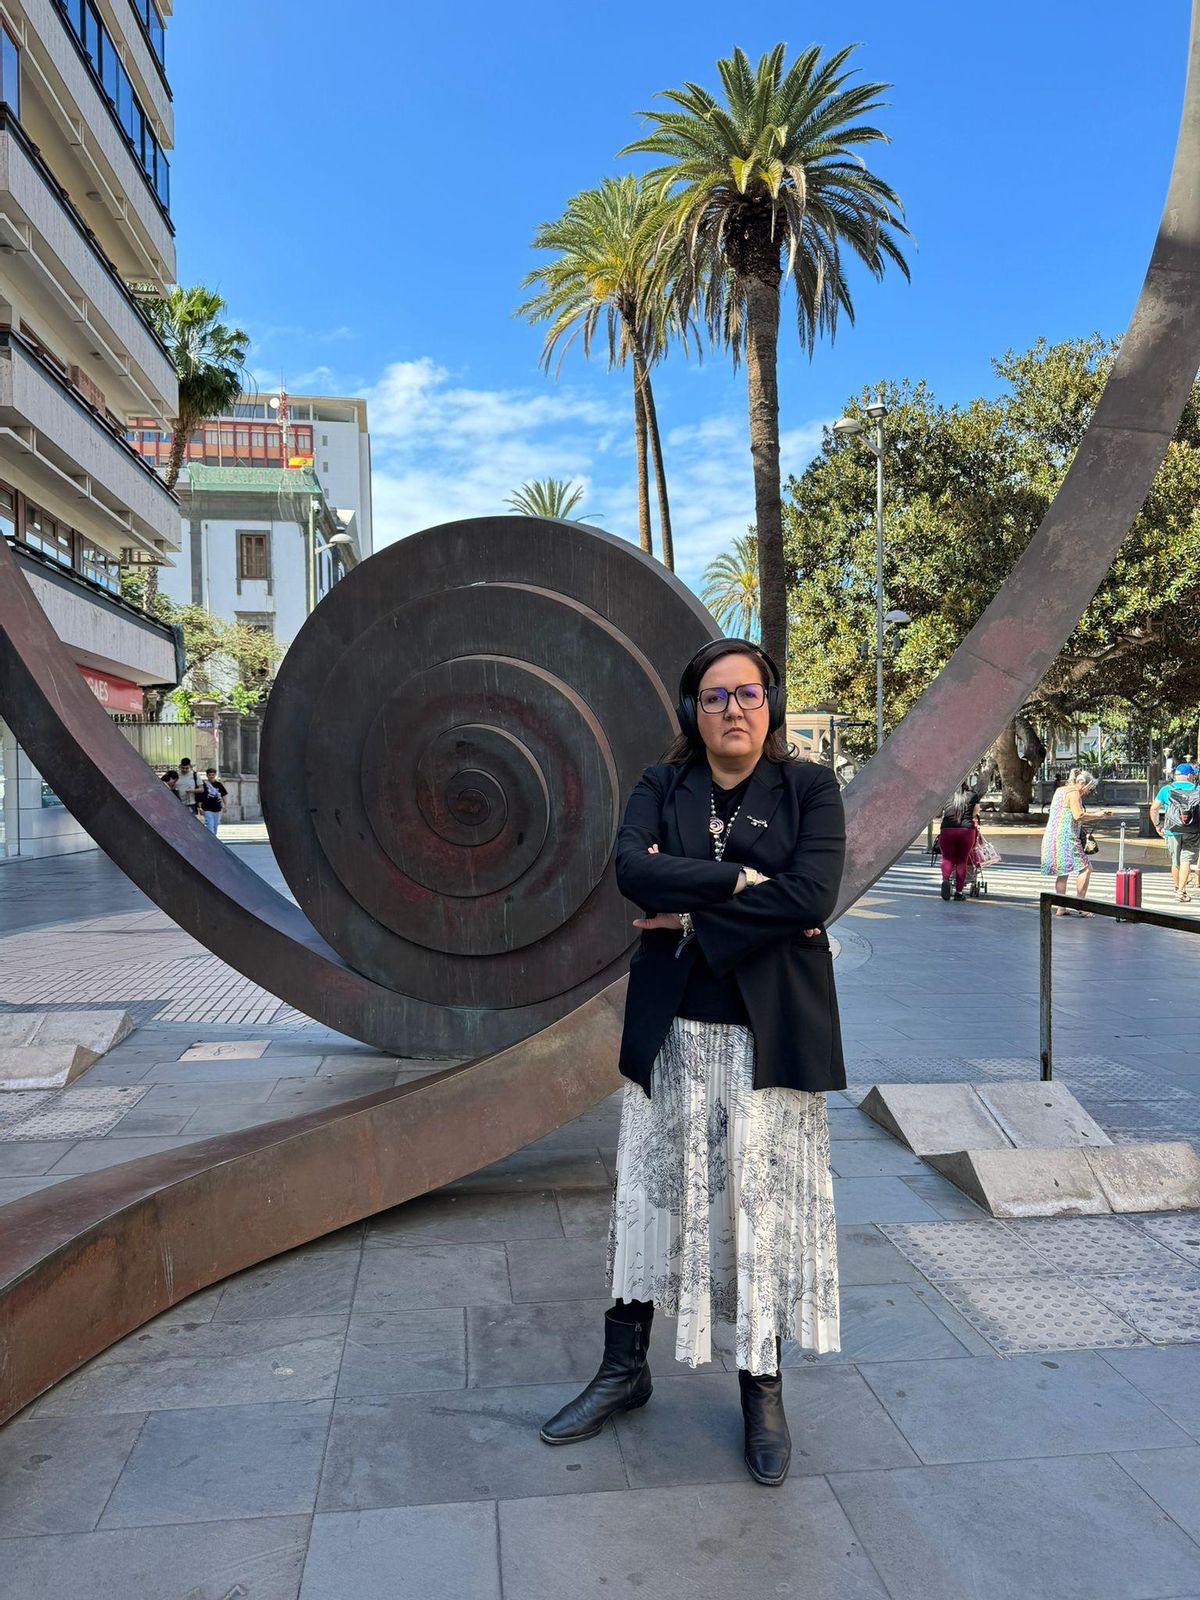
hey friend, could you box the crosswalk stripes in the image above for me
[878,850,1200,922]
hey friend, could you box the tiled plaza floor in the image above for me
[2,839,1200,1597]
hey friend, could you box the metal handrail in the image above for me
[1039,892,1200,1079]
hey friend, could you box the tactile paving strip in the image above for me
[1007,1217,1191,1276]
[881,1221,1059,1280]
[934,1275,1148,1353]
[1083,1274,1200,1342]
[1058,1064,1198,1103]
[1136,1214,1200,1266]
[0,1090,55,1130]
[0,1085,149,1141]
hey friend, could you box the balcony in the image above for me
[9,533,179,684]
[0,325,178,552]
[102,1,171,129]
[21,0,174,282]
[0,108,175,419]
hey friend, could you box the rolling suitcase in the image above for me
[1114,822,1141,917]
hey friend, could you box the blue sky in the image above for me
[168,2,1188,588]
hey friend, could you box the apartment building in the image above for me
[0,0,180,857]
[131,389,374,556]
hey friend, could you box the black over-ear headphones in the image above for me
[675,639,786,741]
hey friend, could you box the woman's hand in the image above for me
[632,912,683,931]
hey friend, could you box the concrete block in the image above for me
[926,1149,1111,1218]
[0,1043,98,1090]
[858,1083,1009,1156]
[1086,1143,1200,1213]
[0,1011,136,1090]
[976,1081,1112,1150]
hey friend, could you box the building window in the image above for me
[238,532,269,581]
[0,484,14,543]
[77,540,119,592]
[235,612,274,635]
[1,24,20,117]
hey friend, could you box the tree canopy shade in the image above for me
[623,44,909,667]
[701,533,760,639]
[783,337,1200,808]
[504,478,598,521]
[517,176,681,566]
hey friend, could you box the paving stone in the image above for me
[365,1187,563,1246]
[899,1172,989,1218]
[140,1059,320,1083]
[1135,1211,1200,1264]
[1104,1341,1200,1439]
[352,1242,511,1313]
[858,1351,1186,1462]
[1113,1445,1200,1541]
[300,1503,501,1600]
[505,1236,608,1302]
[135,1079,277,1109]
[0,1173,69,1203]
[0,1515,310,1600]
[881,1220,1059,1279]
[614,1367,917,1487]
[835,1224,925,1284]
[554,1186,612,1238]
[499,1477,890,1599]
[32,1317,346,1413]
[0,1411,145,1535]
[830,1454,1200,1600]
[214,1249,362,1322]
[827,1108,893,1140]
[452,1148,613,1191]
[338,1310,466,1397]
[1008,1215,1192,1275]
[181,1039,270,1059]
[467,1298,619,1387]
[45,1135,200,1174]
[0,1085,149,1141]
[830,1140,927,1177]
[933,1275,1149,1353]
[0,1137,74,1174]
[781,1284,974,1366]
[317,1386,627,1510]
[831,1177,943,1223]
[105,1107,193,1135]
[100,1399,331,1527]
[1084,1273,1200,1342]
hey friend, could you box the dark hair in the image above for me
[180,758,192,768]
[205,768,217,776]
[663,639,795,765]
[161,770,178,783]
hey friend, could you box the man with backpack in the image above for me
[1152,761,1200,902]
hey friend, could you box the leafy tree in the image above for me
[505,478,598,521]
[701,533,760,637]
[117,571,280,708]
[783,337,1200,809]
[624,44,908,665]
[518,176,683,565]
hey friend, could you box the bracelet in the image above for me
[678,911,694,939]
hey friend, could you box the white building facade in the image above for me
[0,0,180,858]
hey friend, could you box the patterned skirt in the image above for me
[607,1017,840,1376]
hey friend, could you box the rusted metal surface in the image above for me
[2,3,1200,1423]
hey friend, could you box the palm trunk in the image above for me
[635,351,673,571]
[743,273,785,669]
[632,366,652,556]
[163,414,192,493]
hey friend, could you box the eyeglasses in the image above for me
[698,683,767,715]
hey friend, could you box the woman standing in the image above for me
[540,639,845,1486]
[1040,768,1108,914]
[937,784,981,901]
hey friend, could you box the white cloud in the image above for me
[362,356,829,598]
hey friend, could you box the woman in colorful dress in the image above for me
[1040,767,1108,914]
[539,638,845,1486]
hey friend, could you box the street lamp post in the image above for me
[832,394,898,750]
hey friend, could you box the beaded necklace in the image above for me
[709,786,742,862]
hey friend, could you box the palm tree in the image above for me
[505,478,599,521]
[701,533,760,638]
[517,176,685,568]
[623,44,909,667]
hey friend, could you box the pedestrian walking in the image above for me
[198,769,227,835]
[176,757,199,814]
[160,769,183,799]
[1151,761,1200,902]
[1040,768,1110,914]
[937,784,981,901]
[539,638,844,1487]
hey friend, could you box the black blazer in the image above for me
[615,755,847,1097]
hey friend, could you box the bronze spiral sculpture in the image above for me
[2,0,1200,1420]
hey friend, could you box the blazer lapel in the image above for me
[722,758,785,862]
[672,760,714,861]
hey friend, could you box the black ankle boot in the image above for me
[739,1348,791,1486]
[539,1310,652,1445]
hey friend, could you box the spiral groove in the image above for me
[259,517,719,1052]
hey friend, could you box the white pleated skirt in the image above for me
[607,1017,840,1376]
